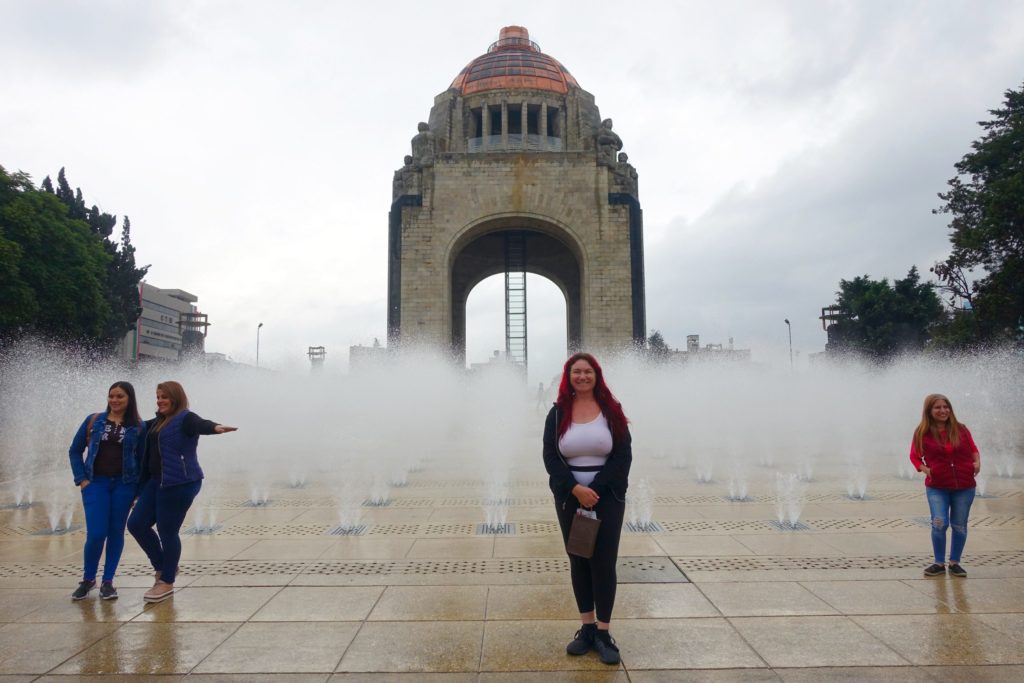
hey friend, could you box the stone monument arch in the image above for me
[388,26,645,367]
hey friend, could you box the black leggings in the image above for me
[554,491,626,623]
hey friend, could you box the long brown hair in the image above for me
[913,393,962,453]
[555,352,629,440]
[152,381,189,432]
[108,381,142,427]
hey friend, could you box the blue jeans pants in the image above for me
[926,486,976,564]
[80,475,137,582]
[127,479,201,584]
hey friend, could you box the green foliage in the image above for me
[827,267,944,360]
[647,329,671,360]
[0,165,148,347]
[932,82,1024,346]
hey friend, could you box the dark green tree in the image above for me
[932,82,1024,346]
[827,267,944,359]
[0,166,112,340]
[647,329,671,360]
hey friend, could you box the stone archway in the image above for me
[448,218,583,364]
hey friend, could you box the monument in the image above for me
[388,26,646,367]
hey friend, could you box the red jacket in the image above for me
[909,425,978,489]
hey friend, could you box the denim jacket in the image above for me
[68,411,146,486]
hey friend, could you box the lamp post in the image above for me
[256,322,264,368]
[784,319,793,370]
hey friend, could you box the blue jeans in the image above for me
[926,486,976,564]
[127,479,202,584]
[80,475,137,582]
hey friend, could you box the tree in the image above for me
[647,329,671,360]
[932,82,1024,346]
[0,166,111,340]
[826,267,944,360]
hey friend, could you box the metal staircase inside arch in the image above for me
[504,231,527,369]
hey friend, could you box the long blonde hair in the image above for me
[913,393,962,454]
[152,381,190,432]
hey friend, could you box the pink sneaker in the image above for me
[144,580,175,603]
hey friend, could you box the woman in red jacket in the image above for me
[909,394,981,578]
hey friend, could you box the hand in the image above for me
[919,466,931,478]
[572,484,599,508]
[79,480,90,490]
[214,425,238,433]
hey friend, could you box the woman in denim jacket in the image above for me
[68,381,146,601]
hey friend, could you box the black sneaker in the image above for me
[923,563,946,577]
[566,623,596,656]
[99,581,118,600]
[948,563,967,578]
[593,630,621,665]
[71,580,95,601]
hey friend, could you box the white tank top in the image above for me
[558,412,612,485]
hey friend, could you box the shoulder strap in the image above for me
[85,412,101,445]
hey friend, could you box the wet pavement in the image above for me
[1,444,1022,681]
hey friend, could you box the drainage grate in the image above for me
[362,499,392,508]
[329,525,367,536]
[618,557,689,583]
[213,524,333,537]
[767,521,813,531]
[476,523,515,535]
[516,522,561,536]
[183,524,222,535]
[674,550,1024,572]
[242,500,273,508]
[805,518,920,531]
[625,521,664,533]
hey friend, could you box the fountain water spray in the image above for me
[626,478,657,531]
[774,472,807,529]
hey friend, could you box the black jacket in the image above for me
[542,405,632,505]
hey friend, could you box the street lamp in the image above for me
[256,322,264,368]
[784,319,793,370]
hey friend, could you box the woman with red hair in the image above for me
[542,352,632,665]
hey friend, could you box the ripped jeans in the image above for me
[925,486,975,564]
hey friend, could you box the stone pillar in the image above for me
[501,101,508,147]
[540,102,548,140]
[521,100,528,145]
[482,103,490,150]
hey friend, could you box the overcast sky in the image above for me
[2,0,1022,382]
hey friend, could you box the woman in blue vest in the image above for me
[127,380,236,603]
[68,381,146,601]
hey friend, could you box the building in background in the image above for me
[119,283,209,363]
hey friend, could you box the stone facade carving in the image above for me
[596,118,623,167]
[612,152,639,195]
[411,122,436,169]
[392,155,418,199]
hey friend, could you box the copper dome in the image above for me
[449,26,579,96]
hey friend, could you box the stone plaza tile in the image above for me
[0,588,69,622]
[485,585,578,620]
[329,675,475,682]
[922,664,1024,682]
[963,529,1024,551]
[800,579,956,615]
[728,616,908,667]
[193,622,359,674]
[813,532,925,555]
[480,620,619,672]
[0,539,79,563]
[613,584,719,618]
[337,621,483,673]
[616,536,666,556]
[18,587,149,622]
[970,613,1024,643]
[481,671,629,682]
[405,538,495,559]
[131,586,282,622]
[492,536,566,557]
[251,586,384,622]
[186,676,329,683]
[35,676,187,683]
[902,577,1024,613]
[231,539,337,561]
[655,535,757,556]
[177,538,261,561]
[850,614,1024,665]
[368,585,488,621]
[51,622,237,675]
[648,505,713,521]
[699,582,838,617]
[629,671,782,682]
[691,504,779,520]
[774,666,938,682]
[317,538,415,560]
[614,618,765,669]
[732,535,848,556]
[0,622,120,674]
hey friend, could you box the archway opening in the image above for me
[465,273,567,387]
